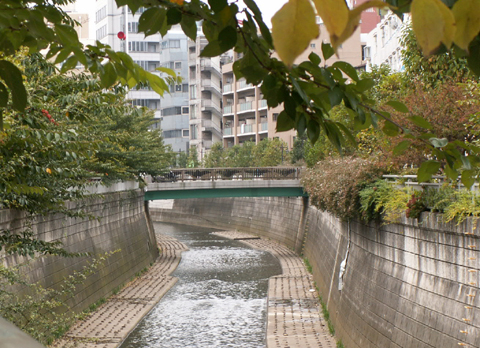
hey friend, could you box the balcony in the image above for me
[238,123,255,135]
[238,101,253,113]
[259,99,268,109]
[201,79,221,94]
[224,105,234,114]
[259,122,268,132]
[201,99,222,114]
[223,84,233,93]
[200,58,221,74]
[238,79,254,90]
[224,127,233,136]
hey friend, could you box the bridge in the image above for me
[145,167,306,200]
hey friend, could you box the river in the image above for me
[119,222,282,348]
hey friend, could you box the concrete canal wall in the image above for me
[0,187,158,314]
[150,197,479,348]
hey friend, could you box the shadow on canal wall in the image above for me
[0,189,158,314]
[150,197,479,348]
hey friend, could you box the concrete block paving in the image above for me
[51,238,188,348]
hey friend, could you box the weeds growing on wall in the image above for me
[304,159,480,224]
[0,251,117,345]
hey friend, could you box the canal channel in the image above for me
[119,222,282,348]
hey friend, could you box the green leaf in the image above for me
[276,111,295,131]
[209,0,228,13]
[382,119,400,136]
[444,165,458,180]
[308,52,321,66]
[297,113,307,137]
[218,26,237,51]
[429,137,448,148]
[138,8,166,37]
[307,119,320,143]
[409,115,433,129]
[0,60,27,111]
[386,100,409,113]
[180,14,197,41]
[332,61,359,81]
[322,42,335,60]
[417,160,441,182]
[328,86,343,107]
[393,140,411,155]
[156,67,177,77]
[54,47,72,64]
[461,169,476,188]
[100,62,117,88]
[55,24,80,45]
[0,82,8,107]
[200,40,224,57]
[167,8,182,25]
[355,78,375,93]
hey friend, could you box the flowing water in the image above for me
[119,222,282,348]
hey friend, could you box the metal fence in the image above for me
[153,167,302,182]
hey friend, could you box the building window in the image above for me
[273,113,279,122]
[190,85,197,99]
[162,106,182,116]
[182,129,189,137]
[128,22,139,33]
[175,84,182,92]
[169,40,181,48]
[175,61,182,69]
[310,43,316,48]
[96,25,107,40]
[183,84,188,93]
[190,124,198,139]
[95,6,107,23]
[182,106,189,114]
[190,104,197,119]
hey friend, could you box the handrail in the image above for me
[152,167,302,182]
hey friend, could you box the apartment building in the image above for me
[221,20,367,151]
[188,36,224,160]
[364,11,408,72]
[95,1,190,152]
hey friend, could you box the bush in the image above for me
[302,157,386,221]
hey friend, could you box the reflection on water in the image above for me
[119,222,282,348]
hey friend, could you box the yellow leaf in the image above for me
[452,0,480,50]
[411,0,456,56]
[312,0,349,41]
[331,0,391,52]
[271,0,319,67]
[46,168,52,174]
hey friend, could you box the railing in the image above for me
[238,79,253,89]
[202,119,222,134]
[223,84,233,93]
[260,122,268,131]
[224,105,233,114]
[201,79,221,92]
[153,167,302,182]
[259,99,268,108]
[201,99,221,110]
[383,175,479,191]
[224,127,233,135]
[239,101,253,112]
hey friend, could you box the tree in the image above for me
[203,142,226,168]
[2,0,480,188]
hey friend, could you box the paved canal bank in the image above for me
[52,224,335,348]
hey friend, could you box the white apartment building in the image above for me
[188,36,224,161]
[95,1,190,152]
[364,12,409,72]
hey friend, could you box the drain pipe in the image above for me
[338,220,351,291]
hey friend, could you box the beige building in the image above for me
[222,22,365,151]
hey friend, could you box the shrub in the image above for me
[302,157,386,221]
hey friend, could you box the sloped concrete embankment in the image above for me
[0,188,158,315]
[149,197,479,348]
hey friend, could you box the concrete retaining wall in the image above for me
[150,197,479,348]
[1,189,158,313]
